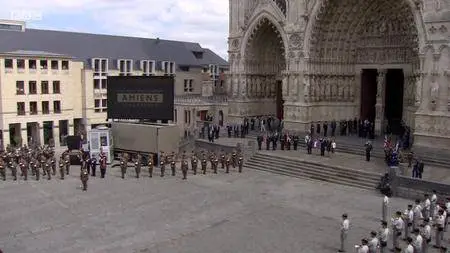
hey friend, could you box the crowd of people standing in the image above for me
[341,191,450,252]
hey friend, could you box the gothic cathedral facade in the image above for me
[227,0,450,149]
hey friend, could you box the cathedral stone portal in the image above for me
[228,0,450,150]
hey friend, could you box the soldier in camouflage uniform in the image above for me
[9,160,17,181]
[148,154,154,178]
[120,153,129,179]
[19,159,27,181]
[134,153,142,178]
[181,151,188,180]
[191,152,198,175]
[201,154,207,175]
[220,150,226,169]
[213,155,219,174]
[30,159,35,176]
[59,159,65,180]
[160,152,166,177]
[40,155,47,176]
[80,167,89,191]
[51,157,56,176]
[238,156,244,173]
[33,161,40,181]
[65,154,70,175]
[225,155,230,174]
[0,159,5,181]
[231,151,237,168]
[44,162,51,180]
[170,157,176,176]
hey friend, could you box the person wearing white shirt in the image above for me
[421,218,432,253]
[413,228,423,253]
[414,199,424,231]
[368,231,379,253]
[441,207,447,240]
[431,190,437,220]
[383,196,389,223]
[392,211,404,250]
[378,221,389,253]
[434,209,445,248]
[445,199,450,232]
[423,194,431,219]
[357,239,369,253]
[339,213,350,252]
[404,204,414,239]
[404,237,414,253]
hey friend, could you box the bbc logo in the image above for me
[10,10,43,21]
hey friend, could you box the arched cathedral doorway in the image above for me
[305,0,421,136]
[241,16,286,119]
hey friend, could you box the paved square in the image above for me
[1,165,413,253]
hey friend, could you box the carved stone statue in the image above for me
[282,74,288,97]
[240,78,247,97]
[430,79,439,103]
[377,70,386,98]
[415,75,422,104]
[232,77,238,96]
[304,78,310,102]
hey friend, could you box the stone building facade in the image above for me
[228,0,450,149]
[0,20,228,149]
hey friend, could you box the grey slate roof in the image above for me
[0,28,228,69]
[1,50,71,58]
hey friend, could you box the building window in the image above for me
[52,81,60,94]
[162,61,175,75]
[184,79,193,93]
[118,59,133,75]
[41,81,49,94]
[94,99,101,113]
[17,102,25,115]
[51,60,59,70]
[174,109,177,123]
[53,101,61,113]
[42,101,50,114]
[29,81,37,94]
[4,59,13,68]
[101,79,107,89]
[17,59,25,69]
[94,79,100,89]
[101,99,107,112]
[141,60,155,75]
[29,59,37,69]
[40,60,48,69]
[30,102,38,115]
[101,59,107,72]
[62,60,69,70]
[16,81,25,95]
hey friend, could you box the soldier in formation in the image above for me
[160,151,166,177]
[181,151,188,180]
[0,145,66,182]
[148,154,154,178]
[99,151,107,178]
[59,159,65,180]
[191,151,198,175]
[80,166,89,191]
[170,152,176,176]
[134,153,142,178]
[120,153,128,179]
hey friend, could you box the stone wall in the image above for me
[389,166,450,200]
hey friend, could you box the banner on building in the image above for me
[107,76,174,120]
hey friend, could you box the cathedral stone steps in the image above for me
[245,153,380,191]
[244,131,450,168]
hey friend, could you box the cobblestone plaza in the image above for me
[0,166,411,253]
